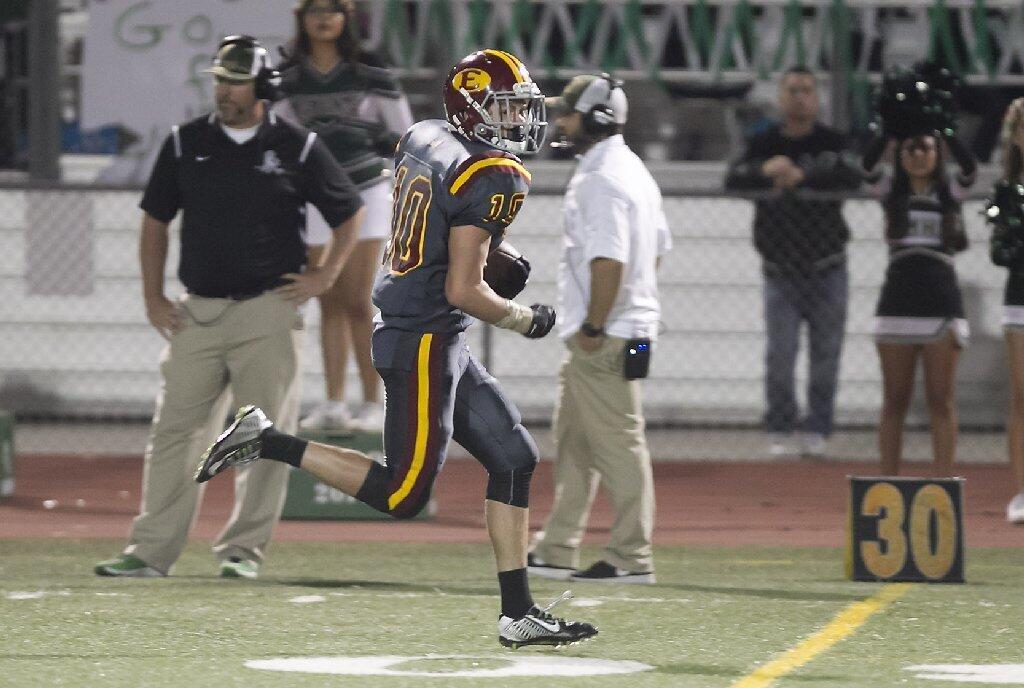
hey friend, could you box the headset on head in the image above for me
[581,73,624,137]
[217,35,282,101]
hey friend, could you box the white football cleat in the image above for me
[195,406,272,483]
[498,591,598,649]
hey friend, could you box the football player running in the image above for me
[196,50,597,649]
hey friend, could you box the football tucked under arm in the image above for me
[483,241,531,299]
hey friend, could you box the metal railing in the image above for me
[0,181,1012,430]
[357,0,1024,83]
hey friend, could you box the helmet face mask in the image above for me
[444,51,547,155]
[472,81,546,154]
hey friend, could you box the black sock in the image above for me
[259,427,307,468]
[498,568,534,618]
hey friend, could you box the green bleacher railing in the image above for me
[362,0,1024,85]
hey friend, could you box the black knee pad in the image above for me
[354,462,391,513]
[486,466,535,508]
[484,426,539,507]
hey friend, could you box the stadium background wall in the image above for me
[0,185,1012,428]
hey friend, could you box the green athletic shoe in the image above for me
[94,554,164,578]
[220,557,258,579]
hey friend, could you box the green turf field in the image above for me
[1,540,1021,687]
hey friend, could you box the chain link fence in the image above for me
[0,182,1009,431]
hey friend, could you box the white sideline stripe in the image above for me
[4,590,72,600]
[905,664,1024,683]
[246,655,652,677]
[323,591,691,604]
[730,583,914,688]
[289,595,326,604]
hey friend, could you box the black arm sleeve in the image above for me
[724,136,771,190]
[793,131,861,190]
[800,151,864,190]
[139,135,181,222]
[300,137,363,228]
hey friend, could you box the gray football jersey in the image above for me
[372,119,531,333]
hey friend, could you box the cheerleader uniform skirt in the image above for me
[873,251,969,346]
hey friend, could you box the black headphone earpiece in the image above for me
[218,35,281,101]
[581,73,623,136]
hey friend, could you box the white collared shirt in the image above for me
[557,135,672,341]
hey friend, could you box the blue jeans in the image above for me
[763,266,848,436]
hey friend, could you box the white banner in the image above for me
[82,0,293,181]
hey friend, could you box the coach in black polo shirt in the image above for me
[95,36,364,580]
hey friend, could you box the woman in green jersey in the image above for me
[276,0,413,433]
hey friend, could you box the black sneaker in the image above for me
[527,552,575,581]
[570,560,655,584]
[497,591,598,649]
[195,406,272,483]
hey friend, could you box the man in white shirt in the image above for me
[528,75,671,584]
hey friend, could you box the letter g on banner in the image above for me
[115,1,170,50]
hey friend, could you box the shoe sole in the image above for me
[527,565,574,581]
[569,574,656,584]
[499,633,597,650]
[220,565,258,580]
[94,565,164,578]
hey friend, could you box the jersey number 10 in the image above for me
[386,163,432,275]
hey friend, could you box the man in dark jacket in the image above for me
[725,66,861,458]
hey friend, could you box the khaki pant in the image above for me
[124,292,303,573]
[531,336,655,573]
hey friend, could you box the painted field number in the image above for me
[846,476,964,583]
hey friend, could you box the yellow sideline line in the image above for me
[730,583,914,688]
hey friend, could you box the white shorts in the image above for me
[303,181,392,246]
[873,316,970,348]
[1004,305,1024,330]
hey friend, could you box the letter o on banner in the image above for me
[846,476,964,583]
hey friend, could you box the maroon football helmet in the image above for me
[443,49,546,155]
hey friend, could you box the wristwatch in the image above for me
[580,321,605,338]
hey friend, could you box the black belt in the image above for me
[189,277,289,301]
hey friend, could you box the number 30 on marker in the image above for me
[846,476,965,583]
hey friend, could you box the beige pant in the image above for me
[124,292,303,573]
[531,336,655,573]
